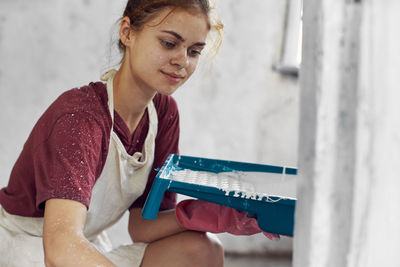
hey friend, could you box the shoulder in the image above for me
[31,82,111,145]
[43,82,109,127]
[55,82,108,115]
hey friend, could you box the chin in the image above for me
[157,86,180,96]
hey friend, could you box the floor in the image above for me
[224,254,292,267]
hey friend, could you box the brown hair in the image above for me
[118,0,223,55]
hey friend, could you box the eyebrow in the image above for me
[161,30,206,47]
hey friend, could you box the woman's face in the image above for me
[124,8,210,96]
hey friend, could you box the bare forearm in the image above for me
[43,199,116,267]
[129,208,186,243]
[44,232,116,267]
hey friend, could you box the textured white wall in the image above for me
[0,0,298,254]
[294,0,400,266]
[293,1,361,265]
[176,1,299,167]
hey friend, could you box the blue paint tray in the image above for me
[142,154,297,236]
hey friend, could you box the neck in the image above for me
[112,62,156,134]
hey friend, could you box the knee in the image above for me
[179,231,224,267]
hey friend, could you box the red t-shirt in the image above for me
[0,82,179,217]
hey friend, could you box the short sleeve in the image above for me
[130,95,180,211]
[34,112,106,210]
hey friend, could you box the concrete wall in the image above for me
[294,0,400,266]
[0,0,299,254]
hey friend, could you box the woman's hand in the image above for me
[128,208,186,243]
[43,199,116,267]
[175,199,280,240]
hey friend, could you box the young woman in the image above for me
[0,0,224,266]
[0,0,277,266]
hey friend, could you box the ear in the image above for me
[119,16,135,48]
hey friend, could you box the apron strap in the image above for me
[100,69,159,167]
[101,69,117,122]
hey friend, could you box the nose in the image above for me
[170,48,189,69]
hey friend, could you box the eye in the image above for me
[188,48,202,57]
[161,40,176,49]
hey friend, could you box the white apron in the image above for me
[0,69,158,267]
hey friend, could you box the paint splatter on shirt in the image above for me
[0,82,179,217]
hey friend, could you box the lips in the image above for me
[161,71,185,83]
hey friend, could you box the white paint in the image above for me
[165,169,296,200]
